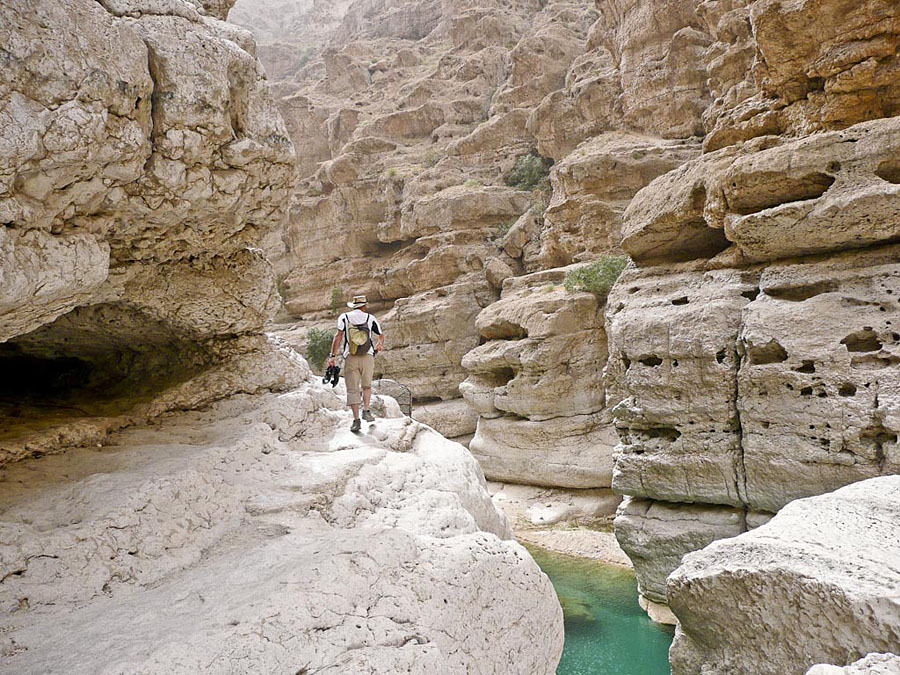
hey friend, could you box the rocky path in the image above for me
[0,379,563,674]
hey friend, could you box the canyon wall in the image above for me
[231,0,900,655]
[668,476,900,675]
[230,0,716,516]
[609,0,900,617]
[0,0,296,464]
[0,0,565,670]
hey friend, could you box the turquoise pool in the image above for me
[524,544,674,675]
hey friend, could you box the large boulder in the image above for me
[462,266,617,489]
[0,0,294,465]
[668,476,900,675]
[807,654,900,675]
[613,497,746,605]
[0,370,564,673]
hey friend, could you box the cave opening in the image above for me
[0,303,213,457]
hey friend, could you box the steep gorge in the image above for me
[235,0,900,671]
[0,0,564,671]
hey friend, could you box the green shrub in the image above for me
[495,218,516,240]
[387,167,397,178]
[275,273,289,307]
[530,190,548,215]
[464,178,480,187]
[505,150,553,190]
[297,46,316,68]
[307,327,336,370]
[564,255,630,298]
[330,286,343,314]
[424,149,440,168]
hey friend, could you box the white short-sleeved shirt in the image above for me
[337,309,382,357]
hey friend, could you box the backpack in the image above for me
[346,313,372,355]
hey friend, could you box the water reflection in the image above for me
[524,543,674,675]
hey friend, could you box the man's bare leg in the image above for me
[362,387,372,411]
[350,403,360,419]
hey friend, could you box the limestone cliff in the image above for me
[667,477,900,675]
[229,0,900,665]
[0,0,565,671]
[232,1,900,635]
[608,0,900,622]
[1,0,295,464]
[229,0,713,511]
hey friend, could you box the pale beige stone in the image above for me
[669,477,900,675]
[469,413,617,489]
[738,246,900,512]
[605,265,759,506]
[614,497,746,604]
[377,279,496,401]
[594,0,711,138]
[0,0,293,466]
[413,398,479,440]
[539,133,699,268]
[0,376,564,673]
[807,654,900,675]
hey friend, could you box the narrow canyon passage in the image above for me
[4,0,900,671]
[525,544,673,675]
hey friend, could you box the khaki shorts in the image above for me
[344,353,374,406]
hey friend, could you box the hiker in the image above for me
[328,294,385,432]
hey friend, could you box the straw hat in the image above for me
[347,294,367,309]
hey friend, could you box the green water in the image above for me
[525,544,674,675]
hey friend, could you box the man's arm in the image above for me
[373,319,385,353]
[328,329,343,366]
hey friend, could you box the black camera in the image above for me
[322,365,340,387]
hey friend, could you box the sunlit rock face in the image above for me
[0,0,295,464]
[227,0,717,451]
[701,0,900,151]
[668,477,900,675]
[608,126,900,613]
[0,2,566,672]
[225,3,900,666]
[807,654,900,675]
[461,266,616,489]
[602,0,900,628]
[0,372,564,674]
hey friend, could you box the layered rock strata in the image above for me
[606,0,900,615]
[0,370,564,673]
[1,1,566,670]
[462,266,616,488]
[667,477,900,675]
[0,0,294,463]
[610,125,900,612]
[228,0,714,456]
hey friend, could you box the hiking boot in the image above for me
[350,418,361,432]
[362,409,375,422]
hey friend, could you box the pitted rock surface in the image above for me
[0,375,564,674]
[668,477,900,675]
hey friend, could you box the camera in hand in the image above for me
[322,365,340,387]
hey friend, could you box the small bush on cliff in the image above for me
[564,255,629,298]
[495,218,516,240]
[330,286,344,314]
[307,327,336,370]
[530,190,548,215]
[275,273,289,307]
[505,150,553,190]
